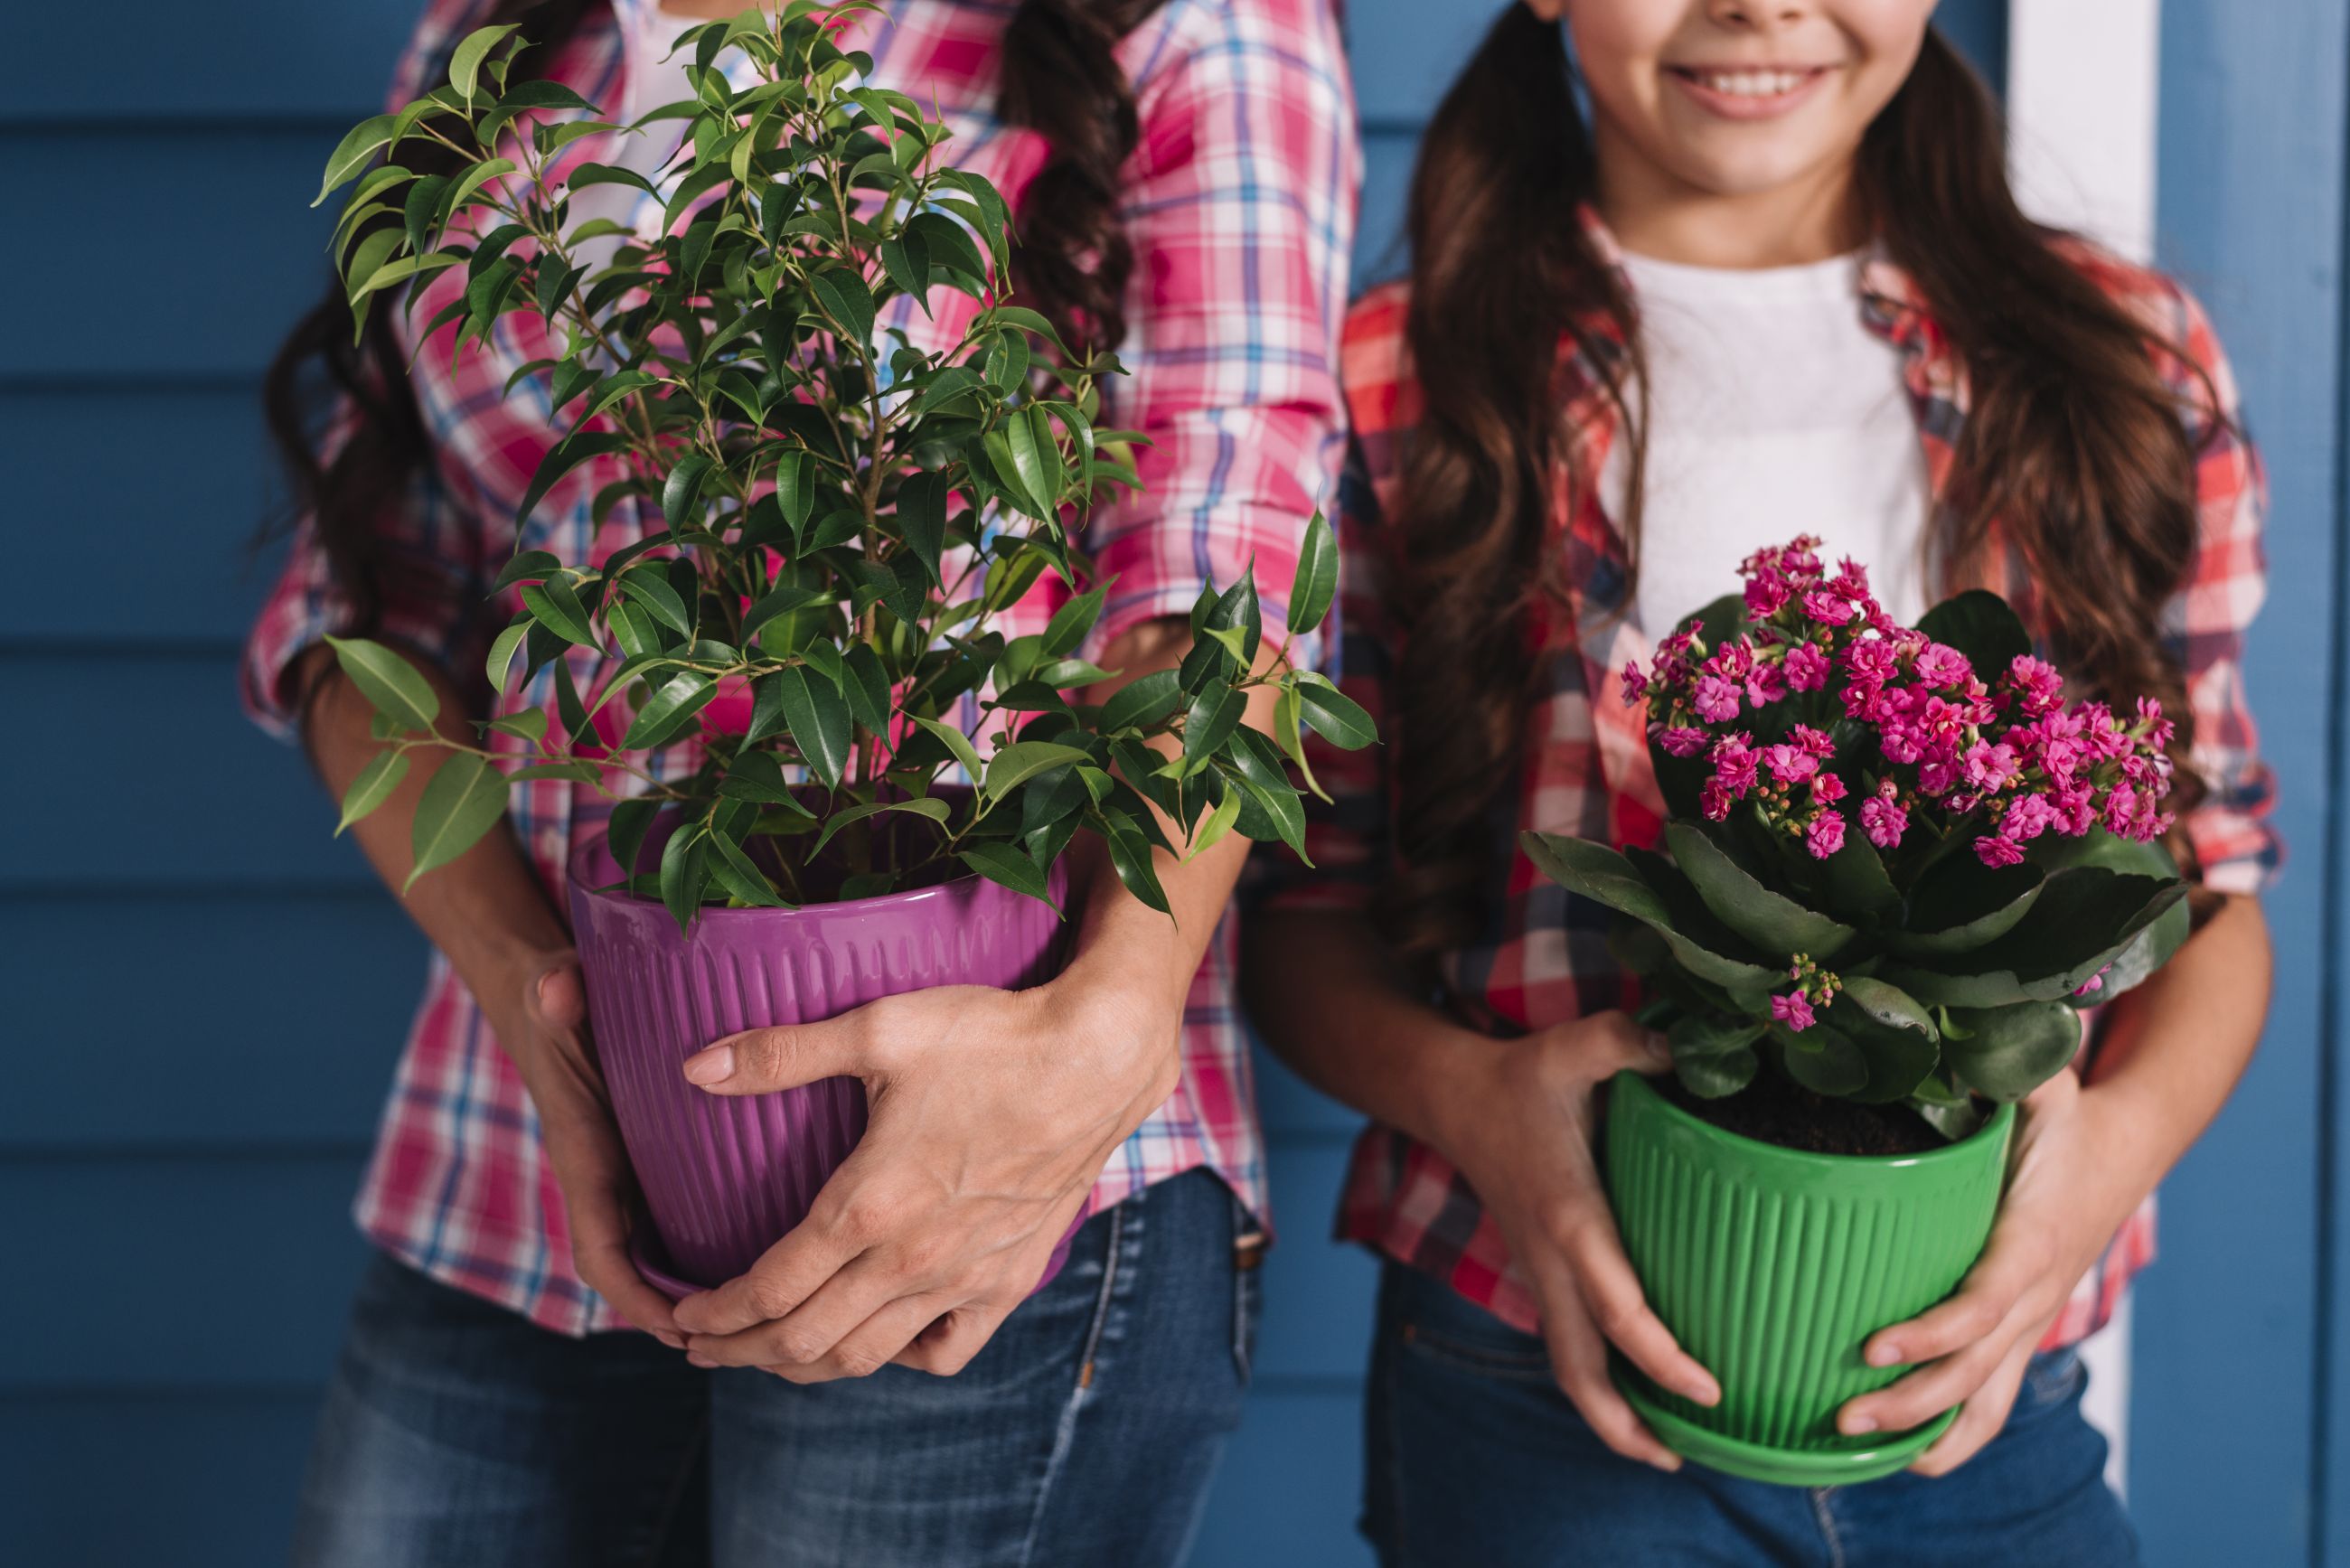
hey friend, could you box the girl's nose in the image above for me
[1707,0,1816,28]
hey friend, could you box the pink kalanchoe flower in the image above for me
[1803,588,1859,626]
[1845,637,1898,682]
[1811,771,1848,805]
[1744,573,1791,617]
[1621,660,1649,706]
[1974,834,2026,869]
[1710,733,1760,794]
[1791,724,1837,758]
[1693,674,1742,723]
[1762,744,1819,785]
[1916,757,1960,797]
[1707,637,1754,681]
[1783,642,1830,692]
[2007,655,2064,716]
[1699,779,1734,822]
[1861,792,1908,850]
[1964,741,2020,791]
[2000,793,2059,843]
[1657,726,1710,758]
[1805,811,1847,859]
[1771,990,1817,1032]
[1744,661,1789,707]
[1911,642,1972,690]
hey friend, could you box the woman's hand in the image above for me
[665,971,1175,1382]
[482,951,683,1348]
[1835,1070,2141,1475]
[1433,1012,1723,1470]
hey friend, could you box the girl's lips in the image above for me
[1665,64,1833,122]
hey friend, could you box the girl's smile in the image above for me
[1663,61,1838,120]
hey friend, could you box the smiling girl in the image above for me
[1244,1,2278,1563]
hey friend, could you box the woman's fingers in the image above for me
[756,1290,963,1384]
[686,1252,907,1369]
[549,1124,682,1346]
[1531,1257,1683,1471]
[1564,1214,1719,1406]
[1910,1333,2038,1477]
[1860,1234,2042,1370]
[893,1300,1016,1378]
[1838,1293,2035,1436]
[671,1180,877,1338]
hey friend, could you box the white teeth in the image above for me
[1695,69,1806,98]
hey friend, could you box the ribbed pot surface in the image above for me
[1605,1072,2014,1466]
[569,831,1068,1291]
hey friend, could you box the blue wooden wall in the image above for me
[1,2,2337,1563]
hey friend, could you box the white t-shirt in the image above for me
[1600,249,1932,634]
[567,5,707,275]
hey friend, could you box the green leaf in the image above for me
[517,431,631,523]
[983,741,1094,802]
[1665,821,1856,961]
[1287,510,1339,635]
[1520,831,1783,994]
[1667,1011,1767,1058]
[485,706,548,742]
[896,471,949,587]
[1043,580,1109,659]
[1294,673,1375,750]
[809,266,875,347]
[1181,683,1244,773]
[1004,407,1057,515]
[1879,869,2187,1008]
[441,156,516,222]
[616,568,694,638]
[810,796,952,859]
[324,634,440,732]
[606,798,662,878]
[1100,669,1183,733]
[449,23,522,101]
[912,714,987,782]
[1830,977,1941,1103]
[1675,1047,1759,1099]
[1815,831,1903,925]
[661,453,714,530]
[1914,588,2031,683]
[1776,1021,1870,1097]
[959,841,1056,907]
[658,822,710,932]
[705,831,791,907]
[520,578,599,648]
[1098,811,1171,914]
[1941,1000,2082,1102]
[484,617,531,696]
[880,230,931,309]
[1893,857,2046,957]
[841,643,893,737]
[618,671,717,749]
[315,112,398,206]
[775,664,851,789]
[335,749,410,835]
[1224,727,1308,859]
[405,753,509,891]
[1184,784,1245,862]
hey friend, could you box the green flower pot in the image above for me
[1603,1071,2016,1486]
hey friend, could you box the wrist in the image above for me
[1417,1026,1523,1164]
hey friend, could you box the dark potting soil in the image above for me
[1662,1071,1947,1157]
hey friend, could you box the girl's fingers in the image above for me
[892,1299,1018,1378]
[1838,1295,2035,1436]
[1909,1333,2038,1478]
[759,1291,959,1385]
[1861,1237,2041,1369]
[1565,1217,1719,1407]
[685,1252,905,1370]
[1532,1260,1683,1472]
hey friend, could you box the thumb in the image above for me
[1581,1011,1676,1079]
[682,1015,871,1096]
[534,958,588,1032]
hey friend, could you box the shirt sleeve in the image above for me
[1083,0,1360,671]
[241,419,498,742]
[2158,283,2282,895]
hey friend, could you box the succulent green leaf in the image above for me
[1829,977,1941,1103]
[1914,589,2032,682]
[1893,856,2046,957]
[1878,869,2186,1007]
[1666,821,1856,960]
[1675,1047,1759,1099]
[1941,1000,2082,1102]
[1775,1021,1869,1097]
[1519,831,1783,994]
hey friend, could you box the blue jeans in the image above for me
[291,1169,1258,1568]
[1364,1263,2139,1567]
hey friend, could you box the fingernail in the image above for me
[682,1046,735,1086]
[1844,1413,1878,1435]
[688,1352,718,1369]
[655,1330,684,1351]
[1866,1341,1902,1367]
[1645,1031,1672,1062]
[1686,1379,1721,1407]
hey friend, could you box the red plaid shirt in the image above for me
[1272,212,2280,1351]
[245,0,1358,1335]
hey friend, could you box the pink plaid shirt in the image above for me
[1269,214,2280,1352]
[245,0,1359,1335]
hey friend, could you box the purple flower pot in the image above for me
[566,829,1075,1299]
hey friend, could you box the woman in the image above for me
[1245,1,2276,1563]
[248,0,1357,1562]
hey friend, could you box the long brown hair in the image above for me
[265,0,1166,709]
[1381,7,2213,955]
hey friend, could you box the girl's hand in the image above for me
[1434,1012,1723,1470]
[665,973,1175,1382]
[1835,1070,2140,1474]
[484,953,684,1348]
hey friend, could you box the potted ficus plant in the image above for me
[1526,536,2187,1484]
[311,3,1362,1295]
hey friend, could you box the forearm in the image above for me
[296,643,569,1019]
[2076,893,2273,1204]
[1242,908,1501,1155]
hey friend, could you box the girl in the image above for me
[1245,1,2277,1563]
[249,0,1355,1563]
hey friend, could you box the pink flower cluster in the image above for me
[1772,953,1841,1035]
[1622,537,2177,873]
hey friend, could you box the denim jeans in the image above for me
[290,1169,1259,1568]
[1364,1263,2139,1567]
